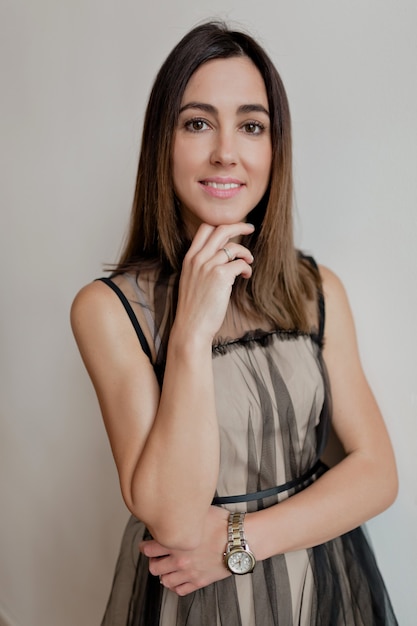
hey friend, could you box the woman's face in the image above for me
[172,56,272,236]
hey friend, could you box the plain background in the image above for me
[1,1,416,624]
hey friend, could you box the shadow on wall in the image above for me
[0,606,15,626]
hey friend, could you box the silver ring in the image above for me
[222,246,234,262]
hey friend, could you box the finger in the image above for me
[229,258,253,280]
[171,582,198,597]
[187,222,254,261]
[185,223,216,256]
[139,540,170,558]
[217,243,254,265]
[203,222,255,256]
[149,557,171,577]
[148,550,194,577]
[159,570,197,592]
[212,258,254,282]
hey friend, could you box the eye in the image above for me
[242,121,265,135]
[184,118,210,132]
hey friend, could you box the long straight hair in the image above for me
[113,21,320,331]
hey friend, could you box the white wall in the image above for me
[1,1,415,624]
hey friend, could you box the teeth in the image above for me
[204,181,240,190]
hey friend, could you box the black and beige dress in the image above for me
[98,266,397,626]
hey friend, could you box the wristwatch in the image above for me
[224,512,256,574]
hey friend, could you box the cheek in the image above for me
[263,145,273,182]
[172,149,187,193]
[172,140,196,189]
[253,146,272,187]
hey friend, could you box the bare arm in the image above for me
[143,265,398,595]
[71,222,254,550]
[245,265,398,558]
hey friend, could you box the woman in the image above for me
[71,21,398,626]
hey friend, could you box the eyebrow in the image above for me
[179,102,270,117]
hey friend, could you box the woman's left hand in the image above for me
[139,505,231,596]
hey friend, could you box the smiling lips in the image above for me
[199,178,244,199]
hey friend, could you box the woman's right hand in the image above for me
[174,222,255,343]
[70,221,255,548]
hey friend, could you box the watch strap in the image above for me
[227,512,248,550]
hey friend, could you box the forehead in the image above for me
[181,56,268,107]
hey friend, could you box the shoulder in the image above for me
[71,278,146,367]
[70,280,119,353]
[297,256,348,336]
[315,265,361,371]
[71,274,158,370]
[317,265,353,328]
[71,279,113,308]
[318,264,349,311]
[318,264,344,292]
[70,279,122,337]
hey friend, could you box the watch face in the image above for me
[227,549,255,574]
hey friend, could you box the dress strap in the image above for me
[316,279,325,347]
[97,277,153,361]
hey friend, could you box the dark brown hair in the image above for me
[113,21,320,331]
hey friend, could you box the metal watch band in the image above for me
[227,512,247,550]
[224,511,256,574]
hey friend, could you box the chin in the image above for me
[205,211,250,226]
[181,206,251,234]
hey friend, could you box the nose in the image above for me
[210,128,238,167]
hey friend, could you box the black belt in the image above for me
[212,460,328,505]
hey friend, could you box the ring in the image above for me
[222,247,234,262]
